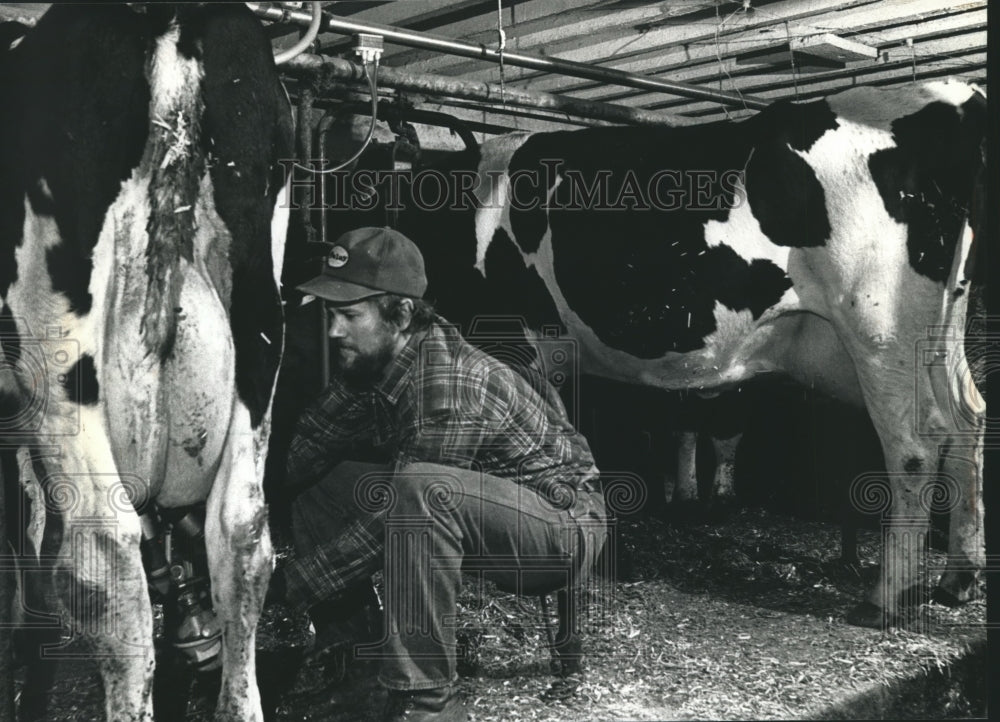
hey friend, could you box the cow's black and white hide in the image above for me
[0,5,293,720]
[386,81,986,627]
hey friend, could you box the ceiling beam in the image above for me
[316,0,491,53]
[251,3,767,108]
[663,51,987,119]
[733,32,880,68]
[561,7,985,103]
[566,20,986,107]
[641,31,988,112]
[382,0,713,71]
[408,0,886,78]
[281,51,687,126]
[444,0,983,98]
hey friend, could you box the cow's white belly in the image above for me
[103,264,235,507]
[96,173,237,508]
[9,181,236,508]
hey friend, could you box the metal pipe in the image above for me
[273,0,323,65]
[316,111,338,252]
[282,51,686,127]
[246,2,768,110]
[296,87,316,244]
[327,101,479,153]
[316,110,339,390]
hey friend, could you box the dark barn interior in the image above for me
[0,2,989,721]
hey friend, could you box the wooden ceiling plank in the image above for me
[406,48,984,134]
[659,51,987,118]
[381,0,656,67]
[559,0,987,65]
[314,0,482,52]
[386,0,704,73]
[338,1,470,28]
[418,0,887,79]
[593,32,987,110]
[565,15,986,102]
[534,4,982,95]
[786,33,880,63]
[516,10,986,102]
[446,0,983,91]
[568,9,986,97]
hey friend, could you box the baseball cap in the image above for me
[297,226,428,304]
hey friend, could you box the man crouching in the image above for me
[269,227,607,721]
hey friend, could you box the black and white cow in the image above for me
[0,5,292,720]
[387,80,986,627]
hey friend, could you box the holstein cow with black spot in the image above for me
[397,80,985,627]
[0,5,292,720]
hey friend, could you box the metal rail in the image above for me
[282,51,688,127]
[247,2,768,110]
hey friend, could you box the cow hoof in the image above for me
[541,674,583,703]
[931,587,963,608]
[931,584,977,608]
[934,571,978,607]
[845,601,898,629]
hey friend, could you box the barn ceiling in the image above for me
[1,1,988,136]
[264,0,988,134]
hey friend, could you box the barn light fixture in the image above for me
[735,32,878,71]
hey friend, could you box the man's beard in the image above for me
[331,338,397,388]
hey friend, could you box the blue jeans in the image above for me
[291,461,606,691]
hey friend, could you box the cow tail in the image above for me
[141,19,204,361]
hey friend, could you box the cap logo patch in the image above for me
[328,245,349,268]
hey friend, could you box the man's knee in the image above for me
[289,472,352,552]
[393,463,466,515]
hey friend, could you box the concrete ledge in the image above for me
[815,636,986,720]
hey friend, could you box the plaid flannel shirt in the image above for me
[282,318,599,611]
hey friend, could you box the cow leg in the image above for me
[931,343,984,606]
[0,454,13,722]
[673,431,699,503]
[702,391,745,503]
[12,448,59,722]
[841,343,952,628]
[839,523,860,568]
[844,430,938,626]
[40,437,155,720]
[205,403,272,722]
[934,443,983,605]
[709,434,740,501]
[778,300,947,625]
[76,512,153,721]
